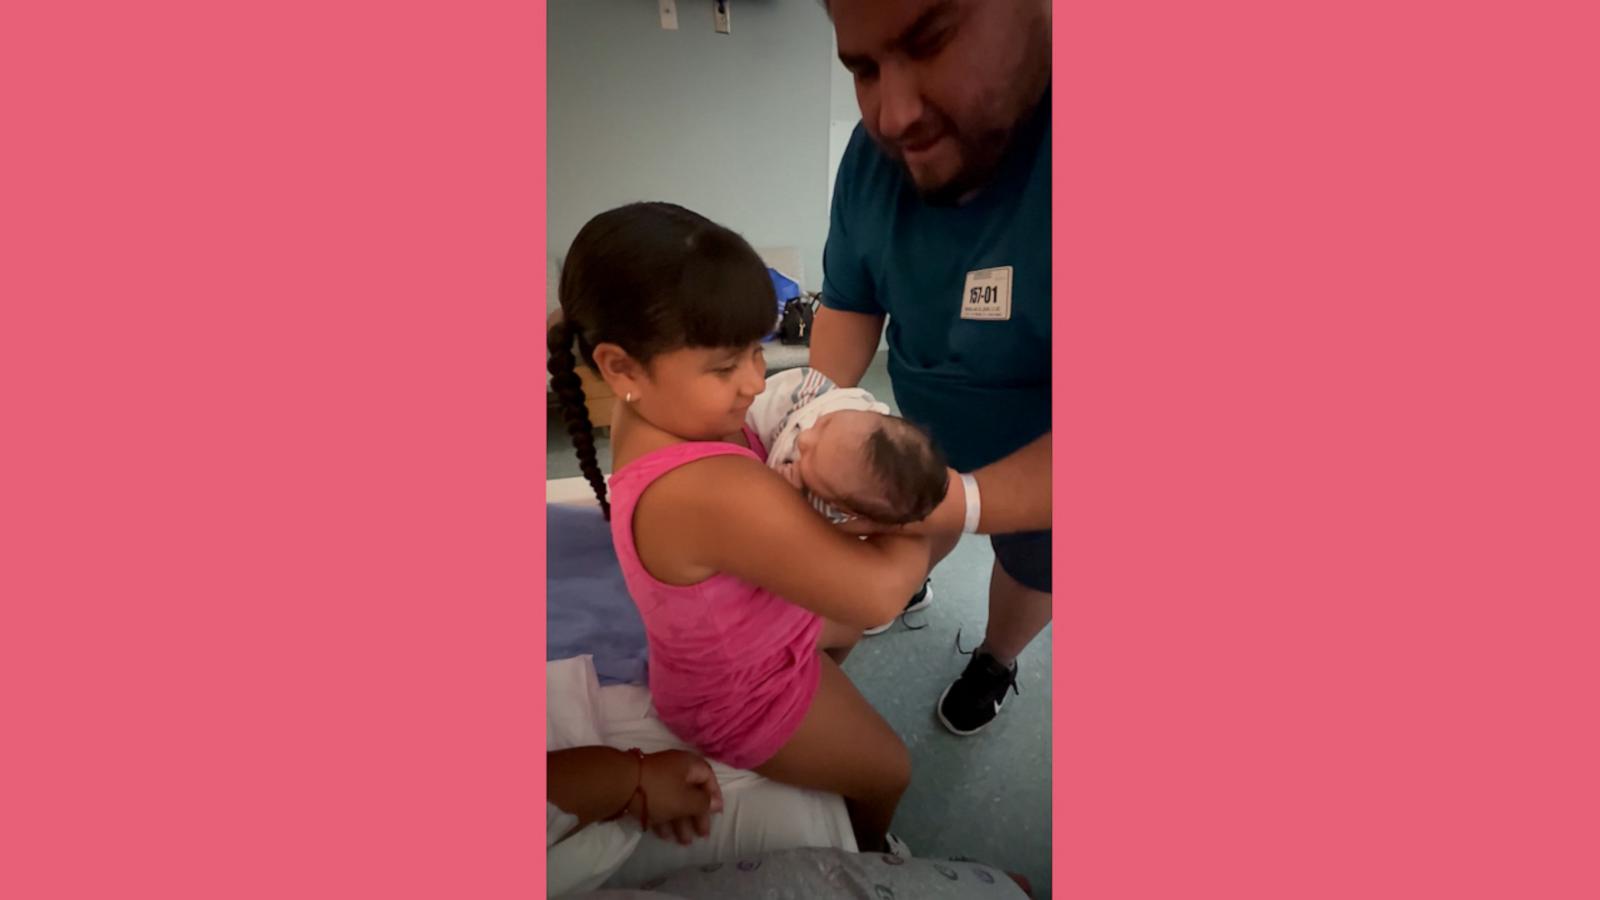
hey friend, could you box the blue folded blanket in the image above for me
[546,504,649,685]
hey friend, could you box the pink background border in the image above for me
[6,0,1598,897]
[1054,1,1599,896]
[6,1,549,895]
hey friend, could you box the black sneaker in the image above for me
[863,580,934,636]
[937,650,1019,735]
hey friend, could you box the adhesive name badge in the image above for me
[960,266,1013,321]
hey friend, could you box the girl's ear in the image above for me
[591,342,647,400]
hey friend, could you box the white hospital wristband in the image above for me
[960,473,981,534]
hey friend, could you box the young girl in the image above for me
[547,202,929,854]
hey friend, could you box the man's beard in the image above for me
[908,63,1052,205]
[886,123,1011,207]
[911,130,1010,206]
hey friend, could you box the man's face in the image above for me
[832,0,1050,204]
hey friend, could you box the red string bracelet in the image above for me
[624,747,648,830]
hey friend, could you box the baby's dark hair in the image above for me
[548,202,777,518]
[852,416,950,525]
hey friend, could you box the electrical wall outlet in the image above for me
[713,0,731,34]
[659,0,679,31]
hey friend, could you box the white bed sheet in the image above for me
[547,656,855,890]
[589,670,856,886]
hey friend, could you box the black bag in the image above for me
[778,293,817,346]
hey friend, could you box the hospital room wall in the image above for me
[547,0,835,303]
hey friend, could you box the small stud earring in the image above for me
[624,392,634,403]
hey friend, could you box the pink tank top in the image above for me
[607,429,823,770]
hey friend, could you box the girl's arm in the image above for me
[635,455,930,628]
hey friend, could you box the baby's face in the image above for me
[793,410,887,515]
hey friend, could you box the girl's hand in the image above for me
[835,469,965,537]
[624,750,723,845]
[834,515,898,536]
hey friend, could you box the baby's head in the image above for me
[794,410,949,525]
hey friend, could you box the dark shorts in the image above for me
[990,529,1052,593]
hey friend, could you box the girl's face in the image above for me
[635,342,767,440]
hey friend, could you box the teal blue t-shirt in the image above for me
[822,97,1051,472]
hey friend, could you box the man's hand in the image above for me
[904,435,1053,537]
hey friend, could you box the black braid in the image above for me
[547,321,610,519]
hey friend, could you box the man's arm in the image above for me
[911,432,1052,536]
[808,306,885,388]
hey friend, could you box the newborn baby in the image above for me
[746,367,948,525]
